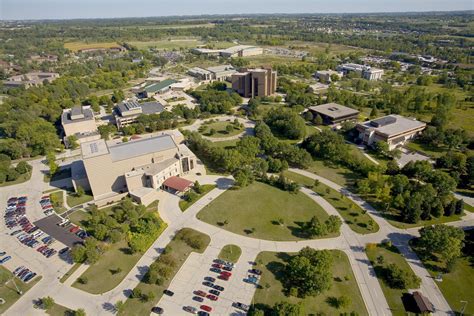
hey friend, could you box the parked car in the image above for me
[0,252,5,256]
[210,267,221,273]
[213,285,224,291]
[183,306,197,314]
[151,307,163,314]
[193,296,204,302]
[206,294,218,301]
[222,265,233,271]
[0,256,12,264]
[218,274,229,281]
[200,305,212,312]
[194,290,207,297]
[212,263,222,269]
[59,247,70,254]
[220,271,232,277]
[233,302,250,312]
[197,312,209,316]
[202,281,214,287]
[204,276,215,282]
[163,289,174,296]
[209,289,220,296]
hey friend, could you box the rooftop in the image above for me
[308,103,360,119]
[142,79,177,94]
[116,100,164,117]
[62,107,94,124]
[222,45,258,54]
[163,176,194,192]
[109,134,177,162]
[207,64,235,73]
[358,115,426,137]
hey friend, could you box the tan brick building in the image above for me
[231,68,277,98]
[61,106,100,145]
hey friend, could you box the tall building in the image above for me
[231,68,277,98]
[61,106,100,145]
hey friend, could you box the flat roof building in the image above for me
[356,115,426,150]
[191,45,263,58]
[61,106,100,145]
[137,79,177,98]
[3,72,60,89]
[187,67,212,81]
[315,70,343,83]
[114,100,165,129]
[187,64,236,82]
[75,133,197,205]
[231,67,277,98]
[336,63,384,80]
[308,103,360,125]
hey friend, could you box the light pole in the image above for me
[10,277,22,295]
[460,300,468,316]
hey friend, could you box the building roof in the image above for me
[308,103,360,119]
[142,79,177,94]
[357,115,426,137]
[188,67,211,75]
[207,64,235,74]
[221,45,258,55]
[412,292,434,313]
[62,107,94,124]
[116,100,164,117]
[109,134,177,162]
[162,176,193,192]
[81,139,109,159]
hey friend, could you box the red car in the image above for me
[70,226,80,233]
[211,263,222,269]
[200,305,212,312]
[206,294,218,301]
[220,271,232,277]
[194,290,206,297]
[218,275,229,281]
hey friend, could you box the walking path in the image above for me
[3,158,470,315]
[181,115,255,142]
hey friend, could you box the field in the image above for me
[0,266,42,314]
[284,171,378,234]
[46,303,74,316]
[128,39,202,50]
[218,244,242,263]
[179,184,216,211]
[65,191,93,207]
[199,121,244,138]
[252,250,368,315]
[64,41,121,52]
[366,243,421,315]
[197,181,335,241]
[120,229,210,315]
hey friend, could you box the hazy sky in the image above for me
[1,0,473,20]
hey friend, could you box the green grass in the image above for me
[128,39,202,49]
[50,191,67,214]
[120,228,210,316]
[200,121,244,138]
[0,266,42,314]
[68,210,89,226]
[179,184,216,211]
[307,159,361,188]
[66,191,93,207]
[197,181,335,241]
[0,172,32,187]
[72,214,167,294]
[46,303,74,316]
[284,171,379,234]
[383,207,464,229]
[411,230,474,315]
[252,250,368,315]
[211,139,239,149]
[366,243,421,316]
[64,41,122,51]
[405,140,447,158]
[218,245,242,263]
[59,263,82,284]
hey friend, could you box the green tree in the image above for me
[76,185,85,197]
[75,308,86,316]
[114,300,125,314]
[46,152,59,176]
[272,301,304,315]
[67,135,79,149]
[41,296,55,310]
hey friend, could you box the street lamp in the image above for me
[460,300,468,316]
[10,277,22,295]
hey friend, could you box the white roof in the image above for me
[358,115,426,137]
[109,135,177,162]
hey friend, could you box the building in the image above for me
[187,64,236,82]
[315,70,343,83]
[231,67,277,98]
[412,292,434,314]
[74,133,197,206]
[190,45,263,58]
[308,103,360,125]
[114,100,165,128]
[356,115,426,150]
[136,79,177,98]
[3,72,60,89]
[61,106,100,145]
[190,48,222,57]
[336,63,384,80]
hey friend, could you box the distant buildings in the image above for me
[74,133,197,205]
[308,103,360,125]
[187,64,236,82]
[231,67,277,98]
[3,72,60,89]
[314,70,343,83]
[336,63,384,80]
[114,100,165,128]
[356,115,426,150]
[27,54,58,64]
[77,45,126,54]
[191,45,263,58]
[61,106,100,145]
[136,79,177,98]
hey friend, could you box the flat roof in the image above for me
[308,103,359,119]
[207,64,235,73]
[142,79,177,93]
[222,45,258,54]
[188,67,211,75]
[358,115,426,137]
[109,134,177,162]
[62,107,94,124]
[81,139,109,159]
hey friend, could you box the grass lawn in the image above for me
[72,210,167,294]
[46,303,74,316]
[120,228,210,316]
[128,39,202,50]
[284,171,379,234]
[218,245,242,263]
[307,159,361,188]
[405,140,447,158]
[59,263,82,284]
[0,172,32,187]
[50,191,67,214]
[211,139,239,149]
[252,250,367,315]
[200,121,244,138]
[197,181,335,241]
[179,184,216,211]
[64,41,121,51]
[68,210,89,226]
[66,191,93,207]
[0,266,42,314]
[366,243,421,316]
[381,206,464,229]
[411,230,474,315]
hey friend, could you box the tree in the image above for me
[75,308,86,316]
[114,300,125,314]
[41,296,55,310]
[272,301,304,316]
[225,124,234,133]
[370,106,379,119]
[15,161,32,174]
[313,114,323,125]
[76,185,85,197]
[384,263,421,289]
[67,135,79,149]
[46,152,59,176]
[418,225,465,270]
[303,111,314,122]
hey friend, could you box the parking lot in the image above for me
[156,244,258,315]
[34,215,84,248]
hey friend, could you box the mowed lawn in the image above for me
[64,41,121,52]
[0,267,42,314]
[200,121,244,138]
[284,171,379,234]
[197,181,334,241]
[252,250,368,315]
[128,39,202,50]
[218,244,242,263]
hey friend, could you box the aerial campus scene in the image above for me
[0,1,473,315]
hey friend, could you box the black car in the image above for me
[193,296,204,302]
[210,267,221,273]
[209,289,220,296]
[59,247,69,255]
[204,276,215,282]
[151,307,163,314]
[198,312,209,316]
[213,285,224,291]
[222,265,233,271]
[163,289,174,296]
[250,269,262,275]
[202,281,214,287]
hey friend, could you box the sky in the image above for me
[1,0,473,20]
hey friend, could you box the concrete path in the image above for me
[181,115,255,142]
